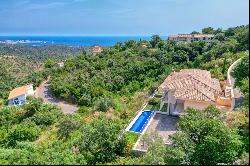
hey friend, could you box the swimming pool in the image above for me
[129,110,153,133]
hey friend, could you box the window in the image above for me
[20,100,25,105]
[14,98,19,105]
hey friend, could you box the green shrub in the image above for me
[7,120,41,147]
[76,117,127,165]
[95,95,114,112]
[148,97,161,108]
[29,106,62,127]
[145,104,154,110]
[126,132,139,144]
[0,106,19,127]
[57,114,82,140]
[78,106,91,115]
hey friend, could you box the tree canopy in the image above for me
[166,107,242,165]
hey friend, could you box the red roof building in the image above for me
[92,45,103,54]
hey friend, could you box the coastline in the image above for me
[0,36,167,47]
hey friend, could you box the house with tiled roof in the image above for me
[91,45,103,55]
[8,84,35,106]
[168,34,214,43]
[158,69,223,115]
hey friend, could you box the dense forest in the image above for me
[49,25,248,110]
[0,44,87,61]
[0,24,249,165]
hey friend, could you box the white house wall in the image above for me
[8,94,26,106]
[26,85,35,96]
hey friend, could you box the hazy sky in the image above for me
[0,0,249,36]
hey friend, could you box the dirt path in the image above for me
[35,78,78,114]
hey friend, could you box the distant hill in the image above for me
[0,44,89,61]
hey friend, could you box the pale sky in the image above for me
[0,0,249,36]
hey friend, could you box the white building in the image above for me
[168,34,214,43]
[8,84,35,106]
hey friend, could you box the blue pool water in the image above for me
[129,110,153,133]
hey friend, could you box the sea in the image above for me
[0,36,167,47]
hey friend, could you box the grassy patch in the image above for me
[126,132,139,144]
[145,104,154,110]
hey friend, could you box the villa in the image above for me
[91,45,103,54]
[129,69,236,152]
[8,84,35,106]
[168,34,214,43]
[158,69,223,115]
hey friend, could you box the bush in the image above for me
[76,117,127,165]
[0,106,19,127]
[148,98,157,105]
[78,106,91,115]
[95,95,114,112]
[7,121,41,147]
[29,105,62,126]
[148,97,161,107]
[119,109,128,119]
[57,114,82,140]
[166,107,243,165]
[22,97,43,117]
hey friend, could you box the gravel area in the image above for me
[37,81,78,114]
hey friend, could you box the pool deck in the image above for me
[133,112,179,151]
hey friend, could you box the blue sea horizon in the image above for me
[0,35,168,47]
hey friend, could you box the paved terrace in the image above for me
[133,113,179,151]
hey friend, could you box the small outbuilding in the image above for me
[8,84,35,106]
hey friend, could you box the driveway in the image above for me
[37,80,78,114]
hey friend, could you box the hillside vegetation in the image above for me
[0,56,47,101]
[0,24,249,165]
[0,44,87,61]
[49,25,248,113]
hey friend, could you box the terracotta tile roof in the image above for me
[159,69,222,102]
[169,34,214,38]
[92,45,102,53]
[8,84,32,100]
